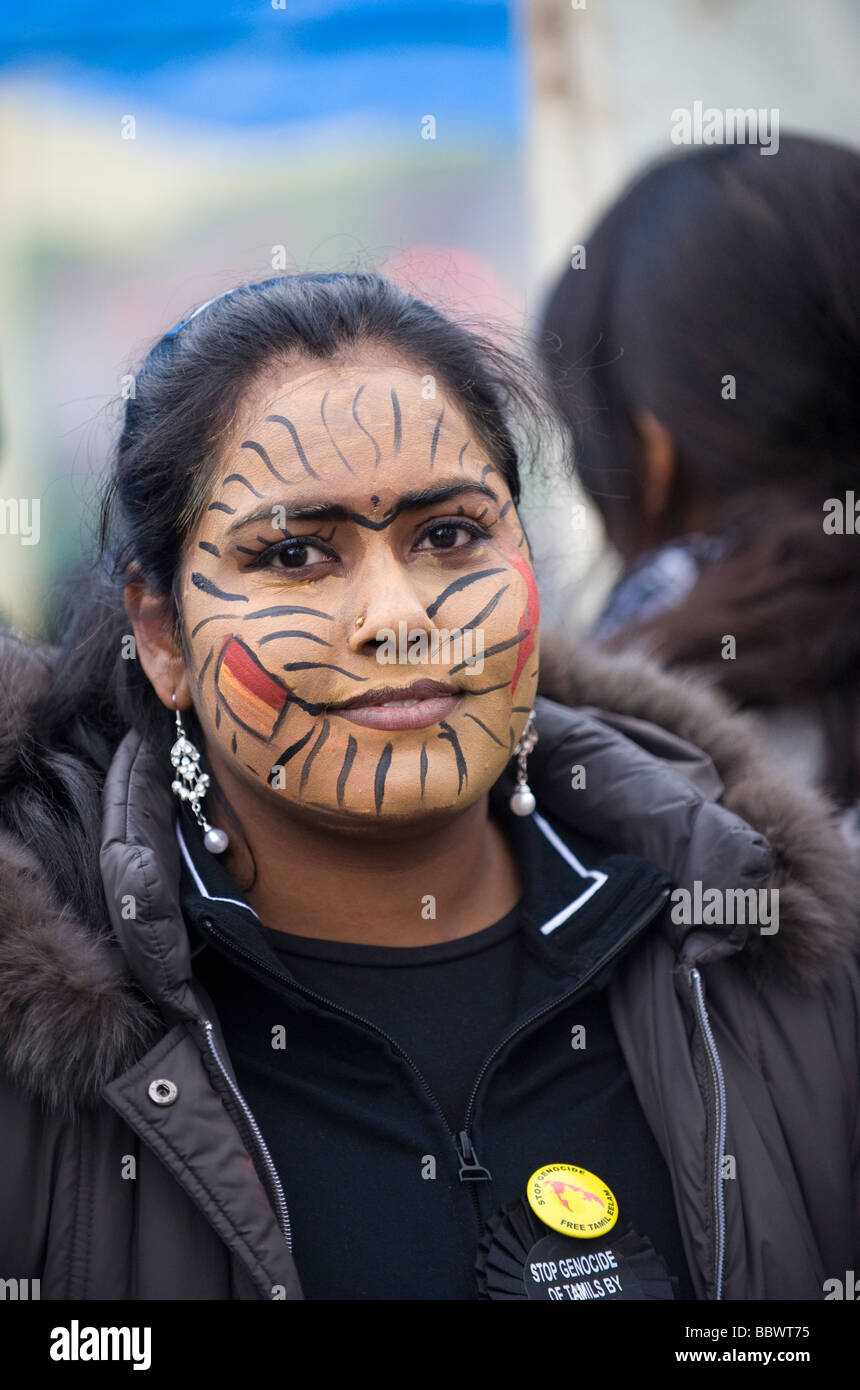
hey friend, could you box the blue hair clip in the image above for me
[161,278,276,340]
[162,292,228,340]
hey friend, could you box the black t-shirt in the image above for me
[179,778,697,1301]
[256,907,522,1131]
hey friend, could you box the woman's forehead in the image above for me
[218,362,501,501]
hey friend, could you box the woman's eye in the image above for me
[255,539,335,570]
[415,522,483,552]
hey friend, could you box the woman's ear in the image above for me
[634,410,677,524]
[124,576,192,711]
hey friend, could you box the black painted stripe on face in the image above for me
[438,721,467,794]
[257,630,332,647]
[241,439,294,485]
[462,712,505,747]
[425,567,506,619]
[454,583,509,634]
[267,414,320,480]
[215,706,221,728]
[467,680,510,696]
[429,405,445,467]
[199,541,220,558]
[457,441,469,472]
[192,573,249,603]
[480,464,497,483]
[352,385,381,468]
[208,501,235,515]
[324,509,393,532]
[231,733,237,754]
[198,646,215,686]
[509,725,515,753]
[337,735,358,806]
[499,500,513,519]
[224,473,264,497]
[391,388,402,454]
[374,742,393,813]
[300,719,330,791]
[282,691,330,718]
[320,390,354,474]
[420,742,428,797]
[283,662,368,681]
[245,605,333,621]
[512,705,531,713]
[269,727,315,784]
[192,613,234,637]
[449,628,529,675]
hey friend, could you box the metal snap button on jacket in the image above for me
[148,1078,178,1106]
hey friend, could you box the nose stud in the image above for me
[355,616,365,628]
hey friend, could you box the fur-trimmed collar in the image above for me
[0,634,856,1115]
[538,640,859,985]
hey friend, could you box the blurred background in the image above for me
[1,0,858,637]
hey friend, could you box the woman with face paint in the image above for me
[0,275,857,1305]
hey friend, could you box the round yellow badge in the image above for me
[526,1164,619,1239]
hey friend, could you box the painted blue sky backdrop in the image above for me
[0,0,521,138]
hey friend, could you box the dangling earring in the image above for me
[509,708,538,817]
[170,697,229,854]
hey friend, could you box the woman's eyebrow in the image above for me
[223,480,501,536]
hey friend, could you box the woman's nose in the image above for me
[345,560,432,657]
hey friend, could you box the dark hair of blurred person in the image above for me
[538,135,860,837]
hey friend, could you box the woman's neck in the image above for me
[212,777,522,946]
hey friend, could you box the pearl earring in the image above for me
[509,708,538,816]
[169,700,229,854]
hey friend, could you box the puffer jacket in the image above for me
[0,637,858,1300]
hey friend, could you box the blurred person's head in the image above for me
[538,135,860,802]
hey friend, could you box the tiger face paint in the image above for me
[178,360,540,826]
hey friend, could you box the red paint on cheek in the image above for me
[216,636,289,740]
[507,551,540,694]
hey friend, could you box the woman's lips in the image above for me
[329,680,463,731]
[334,694,462,730]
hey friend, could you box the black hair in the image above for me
[539,134,860,556]
[537,135,860,803]
[0,272,553,930]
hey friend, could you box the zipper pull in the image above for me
[454,1130,492,1182]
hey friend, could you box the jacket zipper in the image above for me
[201,923,474,1226]
[461,889,672,1134]
[200,1018,293,1250]
[201,886,670,1239]
[690,967,727,1301]
[451,890,673,1229]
